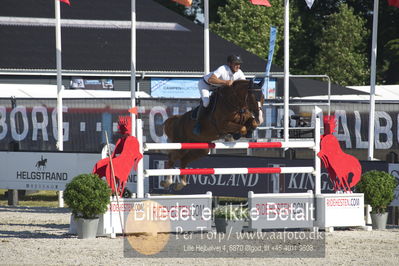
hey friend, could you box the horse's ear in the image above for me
[249,79,254,89]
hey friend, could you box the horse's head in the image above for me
[221,79,266,125]
[247,79,265,124]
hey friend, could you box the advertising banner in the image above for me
[0,152,149,192]
[0,151,99,190]
[1,97,399,160]
[150,78,200,98]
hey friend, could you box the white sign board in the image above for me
[315,193,365,228]
[0,152,149,192]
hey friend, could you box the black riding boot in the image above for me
[193,104,206,135]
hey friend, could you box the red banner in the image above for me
[59,0,71,5]
[172,0,192,7]
[388,0,399,8]
[249,0,271,7]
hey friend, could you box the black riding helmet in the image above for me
[227,55,243,64]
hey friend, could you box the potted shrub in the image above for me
[214,205,248,233]
[356,170,398,229]
[64,173,111,239]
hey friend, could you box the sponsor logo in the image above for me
[35,155,48,170]
[326,197,360,207]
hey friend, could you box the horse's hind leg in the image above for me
[174,149,209,191]
[161,150,188,189]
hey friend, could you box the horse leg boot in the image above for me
[160,152,179,189]
[173,149,209,191]
[192,104,206,135]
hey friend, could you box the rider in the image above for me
[193,54,246,135]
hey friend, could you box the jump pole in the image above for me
[136,119,144,198]
[314,106,322,195]
[144,166,315,177]
[144,141,315,151]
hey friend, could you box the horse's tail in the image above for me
[163,115,180,142]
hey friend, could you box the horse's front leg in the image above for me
[160,158,174,188]
[224,121,248,138]
[243,117,259,138]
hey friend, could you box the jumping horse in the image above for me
[162,79,265,190]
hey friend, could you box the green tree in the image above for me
[383,39,399,84]
[313,3,368,86]
[210,0,303,68]
[156,0,398,85]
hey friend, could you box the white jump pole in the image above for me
[283,0,290,143]
[130,0,137,137]
[368,0,379,161]
[144,166,315,177]
[314,106,322,195]
[204,0,210,74]
[136,119,144,198]
[55,0,64,208]
[144,141,315,151]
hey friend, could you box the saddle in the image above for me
[190,90,218,120]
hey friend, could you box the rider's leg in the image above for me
[193,88,210,135]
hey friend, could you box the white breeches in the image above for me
[257,101,264,124]
[198,79,210,107]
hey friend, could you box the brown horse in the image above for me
[162,79,265,190]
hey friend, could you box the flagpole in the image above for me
[131,0,137,137]
[368,0,379,160]
[204,0,210,74]
[283,0,289,143]
[55,0,64,207]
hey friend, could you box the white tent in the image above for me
[293,85,399,102]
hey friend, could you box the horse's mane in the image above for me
[232,79,250,86]
[218,79,249,93]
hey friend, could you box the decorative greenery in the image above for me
[313,3,368,86]
[64,174,111,219]
[383,39,399,84]
[356,170,398,214]
[210,0,293,68]
[214,205,248,220]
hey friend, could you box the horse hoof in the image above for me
[232,133,241,140]
[160,180,172,189]
[245,131,253,138]
[173,182,187,191]
[224,134,234,142]
[122,188,132,198]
